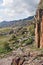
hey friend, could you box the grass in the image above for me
[0,27,12,32]
[0,25,43,57]
[0,33,12,55]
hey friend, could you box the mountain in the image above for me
[0,16,34,27]
[23,16,34,20]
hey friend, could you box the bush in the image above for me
[21,39,27,44]
[4,42,11,51]
[29,25,35,36]
[25,38,33,45]
[11,34,17,40]
[21,38,33,46]
[9,34,17,41]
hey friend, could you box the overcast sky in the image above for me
[0,0,40,21]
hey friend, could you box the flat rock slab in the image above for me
[0,56,13,65]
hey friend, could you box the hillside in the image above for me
[0,16,34,27]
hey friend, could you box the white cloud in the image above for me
[0,17,4,22]
[0,0,40,21]
[2,0,14,6]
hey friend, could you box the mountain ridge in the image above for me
[0,16,34,27]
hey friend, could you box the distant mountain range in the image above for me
[0,16,34,27]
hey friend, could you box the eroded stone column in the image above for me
[35,23,39,47]
[40,16,43,48]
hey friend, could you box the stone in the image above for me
[11,56,20,65]
[11,56,25,65]
[35,0,43,48]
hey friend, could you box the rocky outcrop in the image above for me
[0,47,43,65]
[35,0,43,48]
[11,56,25,65]
[11,48,43,65]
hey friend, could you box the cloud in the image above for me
[0,0,40,21]
[2,0,13,6]
[0,17,4,22]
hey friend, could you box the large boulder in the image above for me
[11,56,25,65]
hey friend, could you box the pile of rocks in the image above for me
[0,47,43,65]
[11,48,43,65]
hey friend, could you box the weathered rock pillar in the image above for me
[40,16,43,48]
[35,23,38,47]
[35,0,43,48]
[35,22,40,48]
[35,10,40,48]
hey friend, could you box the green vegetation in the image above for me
[25,38,33,45]
[29,25,35,36]
[0,25,35,56]
[0,37,12,54]
[4,42,12,51]
[0,27,12,33]
[0,24,43,58]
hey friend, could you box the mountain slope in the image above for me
[0,16,34,27]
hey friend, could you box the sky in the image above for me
[0,0,40,22]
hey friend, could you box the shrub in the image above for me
[29,25,35,36]
[11,34,17,40]
[21,38,33,46]
[21,39,27,44]
[4,42,11,51]
[25,38,33,45]
[9,34,17,41]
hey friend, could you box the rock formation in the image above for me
[35,0,43,48]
